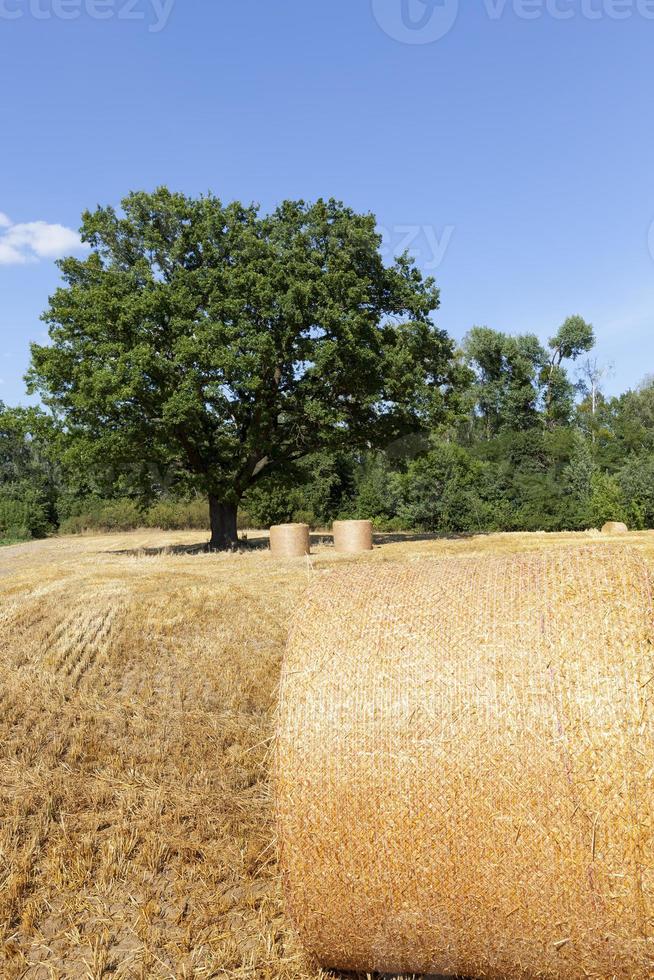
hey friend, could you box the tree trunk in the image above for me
[209,496,239,551]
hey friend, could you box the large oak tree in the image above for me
[29,189,454,549]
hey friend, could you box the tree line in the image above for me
[1,188,652,547]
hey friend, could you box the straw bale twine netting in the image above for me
[269,523,310,558]
[602,521,629,535]
[332,519,374,554]
[275,548,654,979]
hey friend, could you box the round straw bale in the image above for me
[275,548,654,978]
[269,523,310,558]
[332,519,373,554]
[602,521,629,534]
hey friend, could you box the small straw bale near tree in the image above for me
[269,523,310,558]
[332,519,373,554]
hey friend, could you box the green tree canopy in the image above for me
[28,188,455,548]
[463,317,595,437]
[0,403,59,539]
[462,327,546,436]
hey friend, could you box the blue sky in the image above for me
[1,0,653,404]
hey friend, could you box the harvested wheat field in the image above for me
[1,527,653,979]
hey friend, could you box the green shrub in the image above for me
[2,525,31,543]
[59,496,213,534]
[237,508,253,530]
[242,482,297,528]
[588,472,628,529]
[0,495,49,540]
[145,498,208,530]
[292,509,319,530]
[349,454,399,522]
[396,444,493,534]
[59,499,141,534]
[242,453,355,528]
[618,455,654,529]
[369,515,411,533]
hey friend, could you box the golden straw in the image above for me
[275,547,654,978]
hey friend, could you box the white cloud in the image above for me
[0,240,26,265]
[0,214,87,265]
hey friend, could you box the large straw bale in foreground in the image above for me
[332,519,374,554]
[269,523,310,558]
[275,548,654,979]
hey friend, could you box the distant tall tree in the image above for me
[28,189,455,549]
[576,357,612,443]
[578,357,609,417]
[543,316,595,426]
